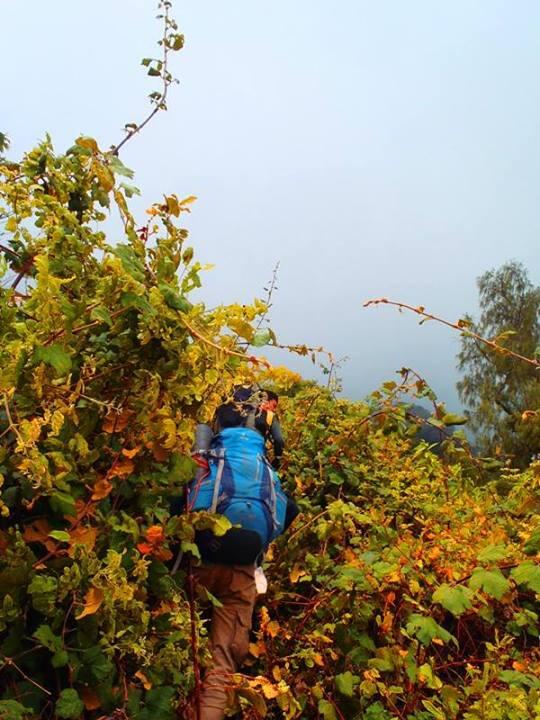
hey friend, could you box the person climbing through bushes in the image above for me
[184,385,298,720]
[212,385,284,469]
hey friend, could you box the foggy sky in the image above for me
[3,1,540,409]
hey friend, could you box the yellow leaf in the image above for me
[76,136,99,153]
[261,681,280,700]
[289,563,306,583]
[266,620,280,638]
[5,216,17,232]
[165,195,180,216]
[159,418,178,450]
[179,195,197,205]
[76,587,104,619]
[50,410,65,436]
[122,446,141,459]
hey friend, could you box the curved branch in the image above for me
[181,315,270,368]
[364,297,539,369]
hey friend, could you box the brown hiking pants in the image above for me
[193,563,257,720]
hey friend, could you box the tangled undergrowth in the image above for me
[0,135,539,720]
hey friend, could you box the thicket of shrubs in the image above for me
[0,136,538,719]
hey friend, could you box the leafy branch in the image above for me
[111,0,183,155]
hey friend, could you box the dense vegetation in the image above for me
[1,7,539,717]
[0,133,539,720]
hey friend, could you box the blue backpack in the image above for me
[187,426,287,549]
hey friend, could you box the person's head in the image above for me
[263,390,279,411]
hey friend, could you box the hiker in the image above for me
[185,387,297,720]
[212,386,284,469]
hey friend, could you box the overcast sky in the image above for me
[3,1,540,409]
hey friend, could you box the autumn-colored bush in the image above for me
[251,381,540,719]
[1,99,539,720]
[0,135,271,719]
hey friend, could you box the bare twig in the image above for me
[0,655,52,696]
[254,261,280,333]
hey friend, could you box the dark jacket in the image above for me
[214,403,284,468]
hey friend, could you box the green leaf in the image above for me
[421,698,446,718]
[441,413,468,426]
[417,663,443,690]
[109,155,135,179]
[159,283,191,312]
[0,700,32,720]
[432,584,473,617]
[51,649,69,668]
[406,614,457,646]
[364,702,392,720]
[33,624,61,652]
[511,562,540,593]
[112,244,145,282]
[55,689,84,719]
[469,568,510,599]
[335,670,358,697]
[477,544,509,563]
[499,670,540,689]
[523,526,540,556]
[90,306,113,326]
[252,329,272,347]
[318,699,338,720]
[119,182,141,198]
[368,657,394,672]
[79,646,115,684]
[49,491,76,517]
[27,576,58,614]
[34,344,72,375]
[48,530,70,542]
[137,687,176,720]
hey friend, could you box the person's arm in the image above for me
[269,416,284,468]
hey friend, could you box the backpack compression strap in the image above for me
[210,449,226,513]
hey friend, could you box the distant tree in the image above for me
[457,261,540,465]
[0,133,9,158]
